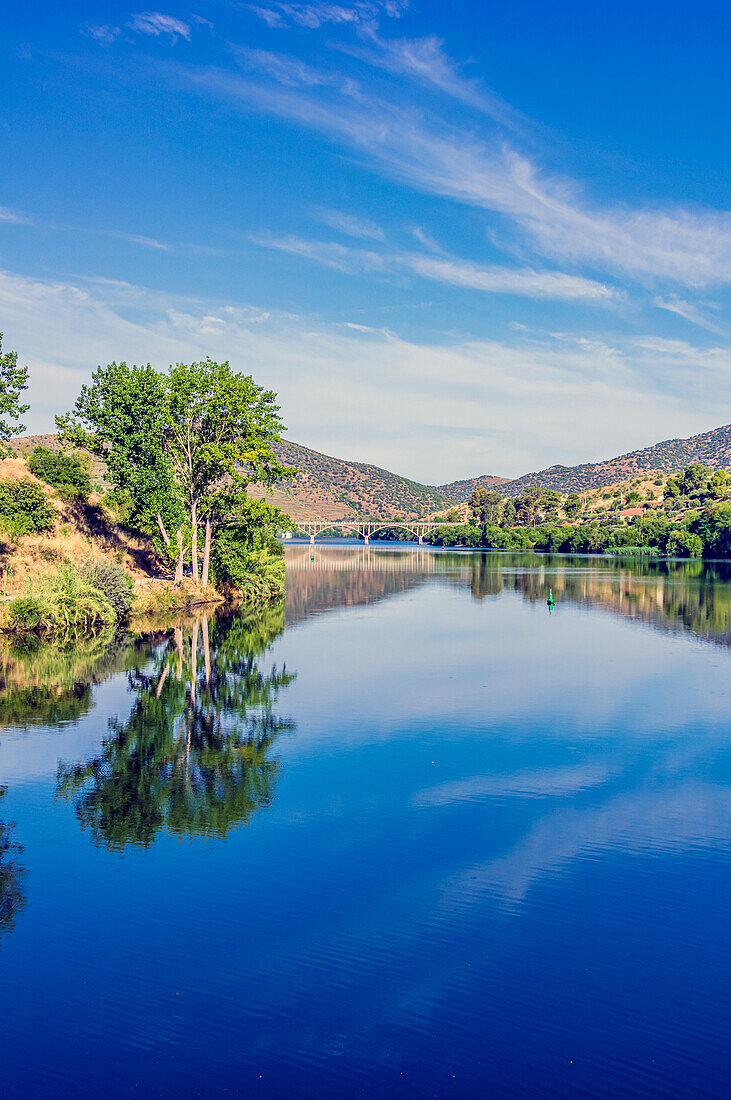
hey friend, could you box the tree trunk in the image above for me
[191,500,199,585]
[201,518,212,589]
[174,528,185,583]
[202,615,211,686]
[156,513,171,546]
[174,626,184,680]
[190,620,199,703]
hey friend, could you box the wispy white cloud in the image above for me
[406,254,617,302]
[341,31,527,133]
[112,231,171,250]
[0,206,32,226]
[129,12,191,42]
[180,59,731,289]
[82,24,121,46]
[316,208,384,240]
[251,233,386,272]
[234,47,361,95]
[653,295,727,337]
[0,266,723,481]
[250,0,408,30]
[253,232,618,303]
[411,226,444,253]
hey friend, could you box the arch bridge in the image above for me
[294,520,465,546]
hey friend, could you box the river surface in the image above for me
[1,547,730,1097]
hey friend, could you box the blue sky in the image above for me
[1,1,729,481]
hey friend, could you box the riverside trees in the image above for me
[58,359,295,593]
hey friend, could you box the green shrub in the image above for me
[210,501,289,602]
[9,595,43,631]
[8,564,116,638]
[80,558,133,619]
[0,477,55,540]
[27,446,91,501]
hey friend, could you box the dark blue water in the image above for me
[1,549,730,1097]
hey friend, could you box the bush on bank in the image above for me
[27,446,91,502]
[9,563,117,639]
[0,477,55,542]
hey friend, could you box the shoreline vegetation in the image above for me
[0,340,295,640]
[305,463,731,560]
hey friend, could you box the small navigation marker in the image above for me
[547,587,555,611]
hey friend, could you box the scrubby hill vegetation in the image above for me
[477,423,731,500]
[254,439,456,519]
[437,473,509,501]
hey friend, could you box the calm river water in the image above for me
[1,546,730,1097]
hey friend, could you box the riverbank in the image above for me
[0,452,285,641]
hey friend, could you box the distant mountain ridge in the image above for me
[11,421,731,518]
[436,473,510,501]
[444,422,731,501]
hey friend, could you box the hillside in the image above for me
[483,422,731,500]
[438,473,510,501]
[12,422,731,518]
[251,440,456,520]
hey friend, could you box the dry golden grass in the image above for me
[131,578,224,620]
[0,454,166,597]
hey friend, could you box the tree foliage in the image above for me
[58,358,295,591]
[28,446,91,501]
[0,334,28,450]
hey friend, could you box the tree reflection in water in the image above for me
[0,787,25,942]
[56,605,296,849]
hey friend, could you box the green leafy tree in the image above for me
[469,486,503,542]
[502,498,517,527]
[27,446,91,501]
[515,485,543,527]
[57,363,186,574]
[709,469,729,499]
[0,335,29,451]
[0,477,55,541]
[163,359,295,585]
[59,359,295,587]
[563,492,583,519]
[680,464,711,495]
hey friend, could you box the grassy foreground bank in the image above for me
[0,448,285,641]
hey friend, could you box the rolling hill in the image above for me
[443,422,731,501]
[437,473,510,501]
[11,421,731,518]
[10,435,459,522]
[253,440,458,521]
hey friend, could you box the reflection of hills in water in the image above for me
[468,555,731,649]
[285,545,437,624]
[285,547,731,648]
